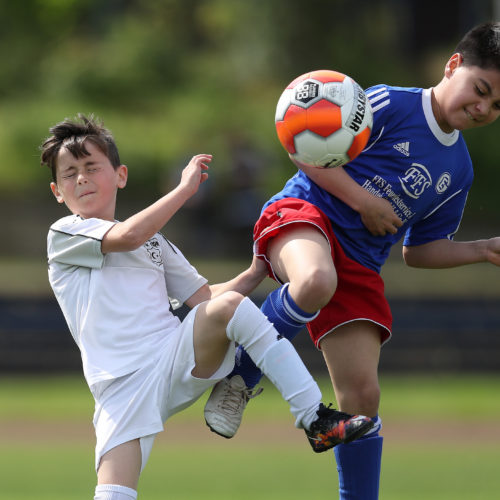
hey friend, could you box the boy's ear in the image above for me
[117,164,128,189]
[50,182,65,204]
[445,53,463,77]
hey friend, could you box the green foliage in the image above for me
[0,0,498,221]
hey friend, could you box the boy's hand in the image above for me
[249,254,269,281]
[294,158,403,236]
[179,154,211,198]
[486,237,500,266]
[208,255,268,299]
[359,196,403,236]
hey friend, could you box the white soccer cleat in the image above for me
[204,375,263,438]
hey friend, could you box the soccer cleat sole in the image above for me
[205,419,234,439]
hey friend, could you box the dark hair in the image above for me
[40,113,121,183]
[455,22,500,71]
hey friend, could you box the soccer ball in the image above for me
[275,69,373,168]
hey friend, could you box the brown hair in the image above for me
[40,114,121,183]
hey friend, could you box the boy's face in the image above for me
[50,141,127,221]
[437,53,500,132]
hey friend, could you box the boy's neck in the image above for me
[429,85,453,134]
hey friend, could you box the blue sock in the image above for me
[230,284,319,388]
[334,417,383,500]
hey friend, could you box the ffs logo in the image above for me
[399,163,451,199]
[399,163,431,199]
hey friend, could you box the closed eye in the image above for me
[475,84,486,97]
[474,82,500,111]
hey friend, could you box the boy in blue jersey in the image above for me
[204,22,500,499]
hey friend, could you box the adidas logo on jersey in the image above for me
[394,141,410,156]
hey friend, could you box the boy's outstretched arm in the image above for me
[294,158,403,236]
[102,154,211,253]
[403,236,500,268]
[184,255,268,309]
[209,255,268,298]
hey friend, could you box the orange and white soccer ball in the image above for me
[275,70,373,168]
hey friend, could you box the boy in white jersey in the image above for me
[204,22,500,499]
[41,115,373,500]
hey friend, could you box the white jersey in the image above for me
[47,215,207,386]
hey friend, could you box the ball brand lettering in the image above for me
[295,81,319,103]
[349,88,366,132]
[322,158,344,168]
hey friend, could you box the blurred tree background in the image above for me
[0,0,498,264]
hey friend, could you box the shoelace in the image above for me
[317,403,352,420]
[217,384,263,415]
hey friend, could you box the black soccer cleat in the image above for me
[306,403,374,453]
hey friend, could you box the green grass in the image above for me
[0,375,93,421]
[2,374,500,421]
[0,445,95,500]
[0,375,499,499]
[1,435,499,500]
[145,445,500,500]
[378,374,500,419]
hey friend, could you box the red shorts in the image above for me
[253,198,392,347]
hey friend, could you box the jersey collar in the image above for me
[422,88,460,146]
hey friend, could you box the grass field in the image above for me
[0,374,499,499]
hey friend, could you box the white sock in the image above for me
[226,297,322,429]
[94,484,137,500]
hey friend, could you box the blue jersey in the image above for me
[264,85,474,272]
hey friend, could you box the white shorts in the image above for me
[91,305,236,472]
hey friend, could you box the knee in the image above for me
[357,381,381,415]
[292,267,337,311]
[210,291,245,326]
[337,379,380,417]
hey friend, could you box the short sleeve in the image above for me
[403,189,469,246]
[48,216,116,269]
[158,235,208,304]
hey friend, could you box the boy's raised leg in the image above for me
[204,296,373,451]
[204,283,318,436]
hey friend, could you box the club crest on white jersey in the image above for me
[144,237,163,267]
